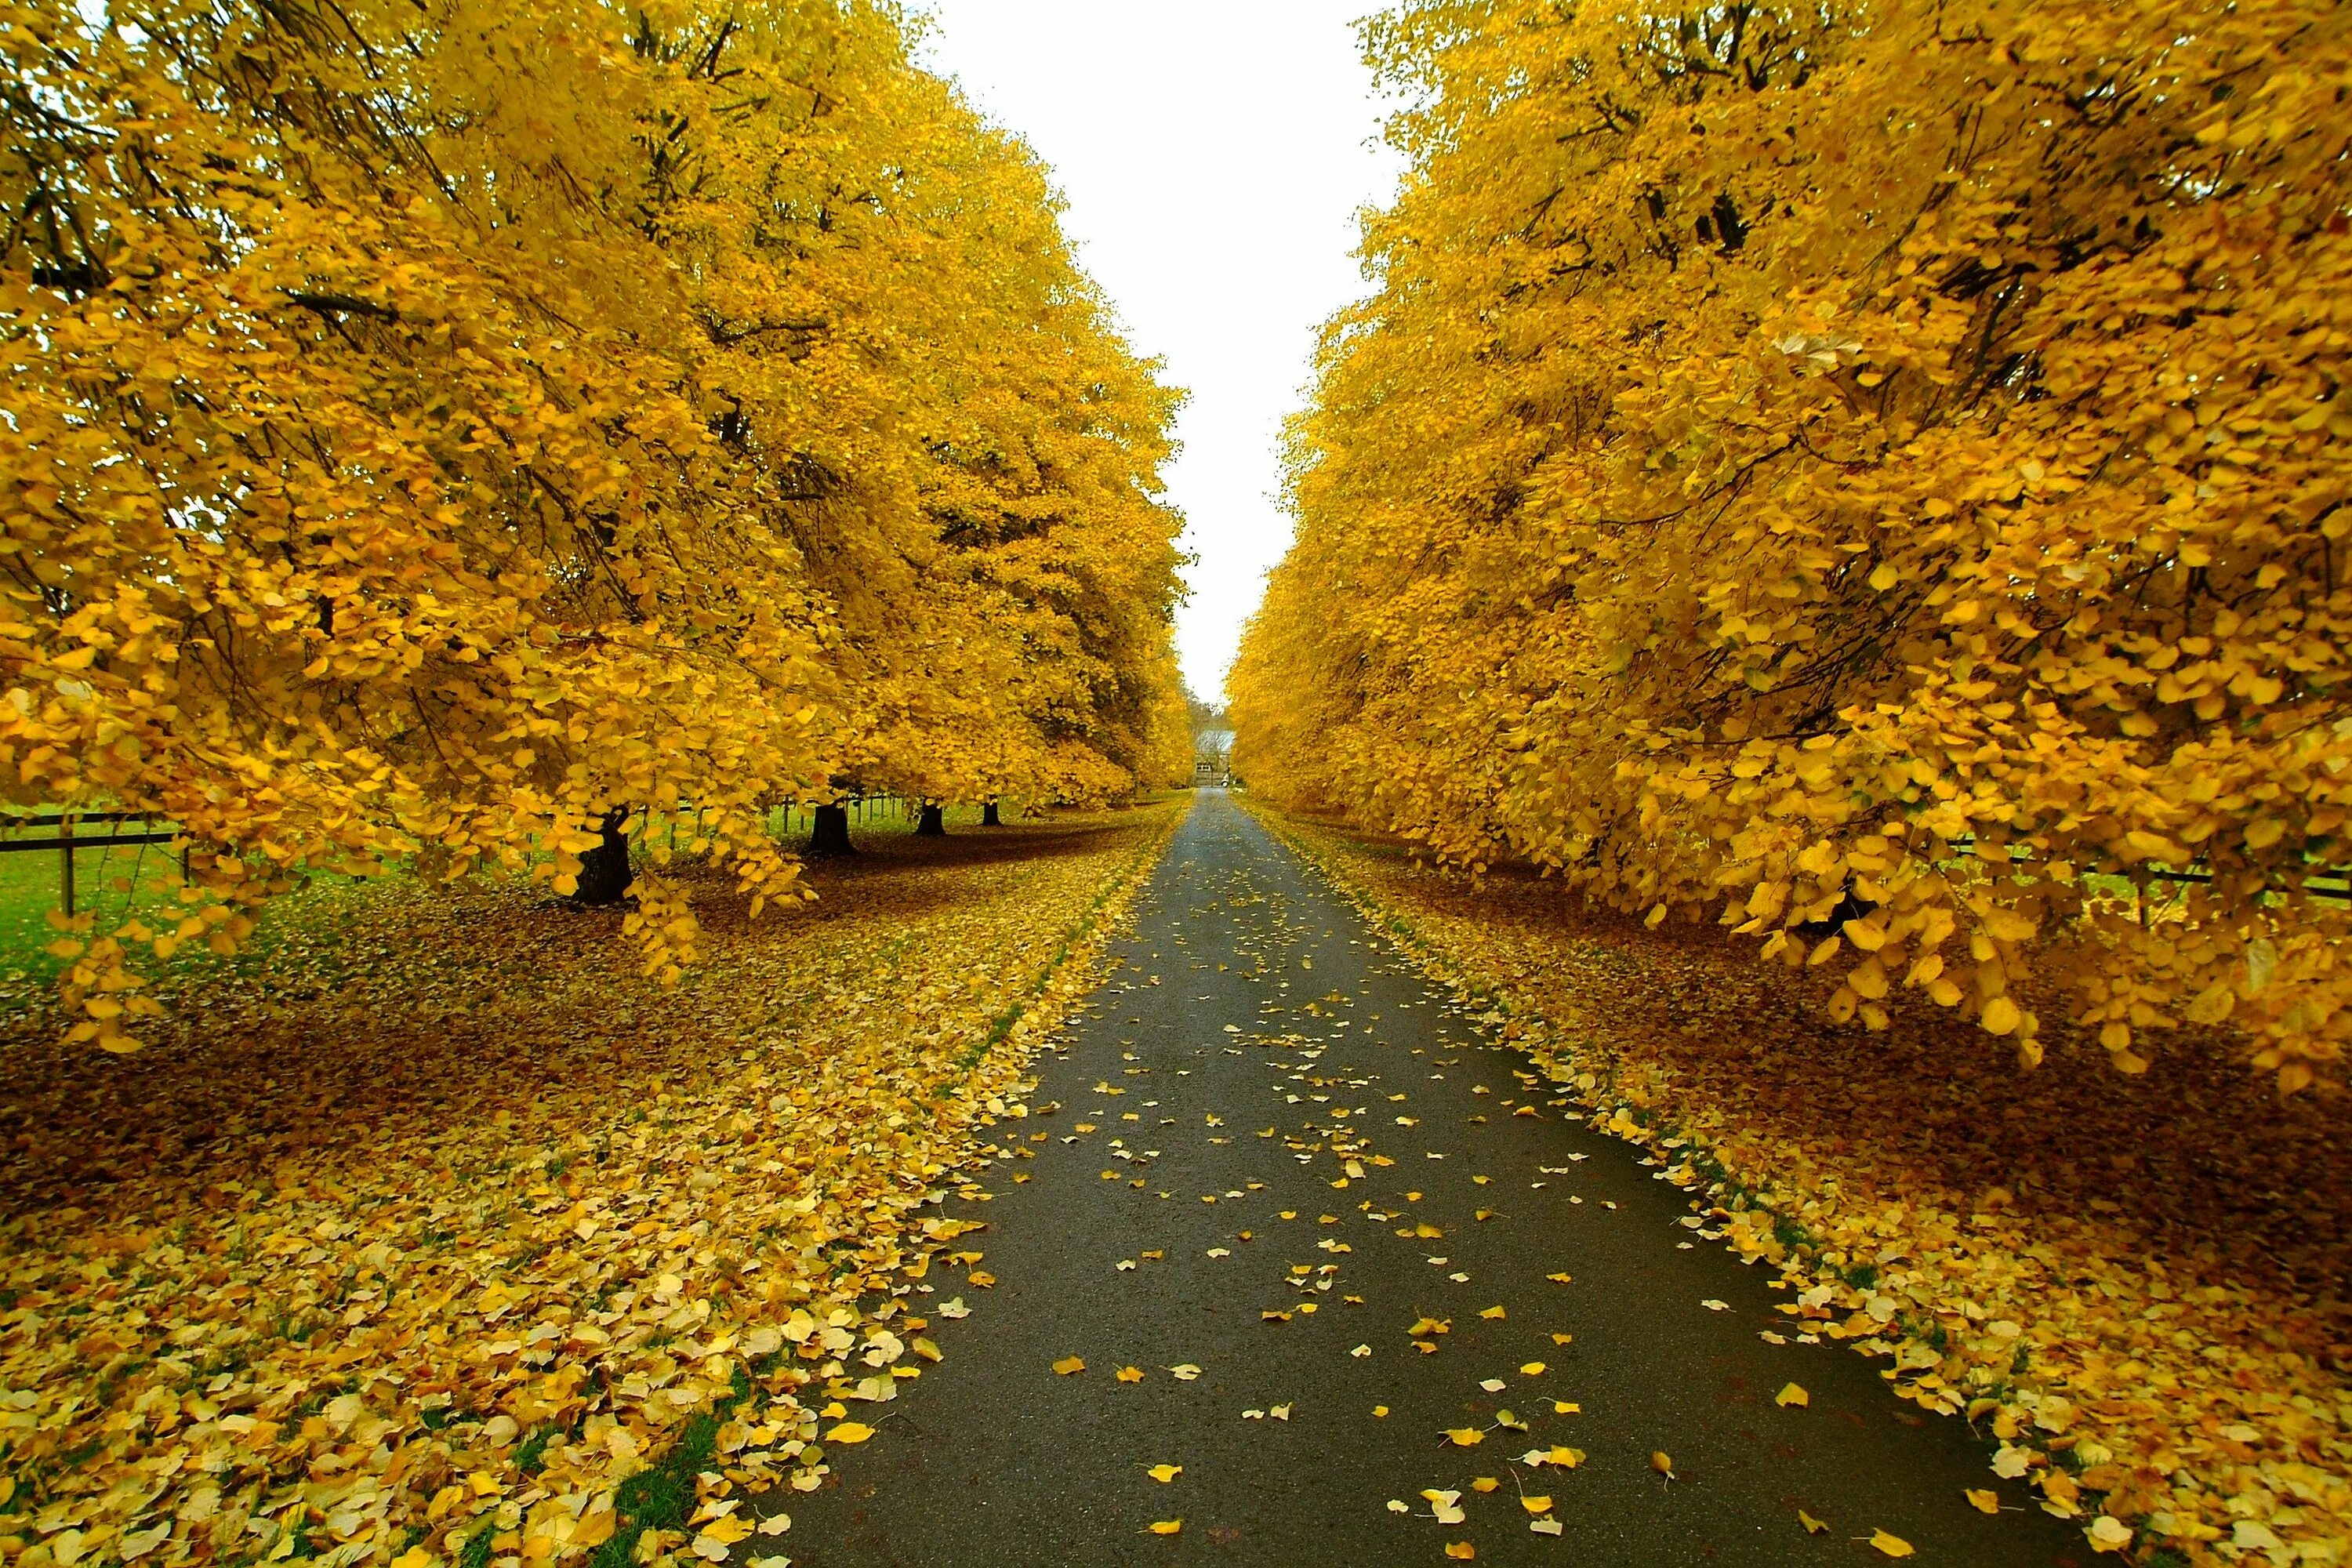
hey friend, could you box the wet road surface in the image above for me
[774,791,2086,1566]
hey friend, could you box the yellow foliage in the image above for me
[1,0,1185,1045]
[1232,0,2352,1086]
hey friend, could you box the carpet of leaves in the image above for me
[1258,807,2351,1566]
[0,801,1181,1568]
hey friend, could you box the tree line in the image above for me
[1232,0,2352,1089]
[2,0,1193,1047]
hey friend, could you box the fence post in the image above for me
[59,813,74,917]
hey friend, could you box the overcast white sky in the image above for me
[912,2,1404,703]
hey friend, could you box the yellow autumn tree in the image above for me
[1,0,1187,1044]
[1234,0,2352,1088]
[637,9,1187,821]
[856,116,1189,812]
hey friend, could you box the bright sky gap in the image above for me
[913,1,1406,699]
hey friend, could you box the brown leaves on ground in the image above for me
[0,806,1178,1568]
[1269,808,2352,1565]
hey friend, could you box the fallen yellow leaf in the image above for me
[1776,1382,1809,1408]
[1869,1529,1915,1558]
[0,794,1189,1559]
[1445,1427,1486,1446]
[1798,1510,1827,1534]
[1965,1489,2000,1515]
[1146,1465,1181,1483]
[1052,1356,1086,1375]
[1116,1366,1145,1383]
[1522,1496,1553,1515]
[1445,1544,1475,1560]
[1146,1519,1181,1536]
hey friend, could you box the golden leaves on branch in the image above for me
[1230,0,2352,1091]
[2,0,1188,1047]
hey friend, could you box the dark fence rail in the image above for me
[0,811,180,916]
[1942,836,2350,902]
[0,793,1033,921]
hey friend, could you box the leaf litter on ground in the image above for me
[0,804,1181,1568]
[1261,804,2352,1563]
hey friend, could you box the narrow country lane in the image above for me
[774,792,2087,1566]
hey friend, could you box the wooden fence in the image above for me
[0,811,180,916]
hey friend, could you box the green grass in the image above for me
[0,794,1083,1015]
[0,837,453,1018]
[0,839,201,1001]
[587,1410,722,1568]
[0,842,178,938]
[456,1519,496,1568]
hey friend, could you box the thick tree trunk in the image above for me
[982,799,1002,827]
[808,803,855,856]
[571,808,634,906]
[916,803,946,837]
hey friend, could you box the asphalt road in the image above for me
[771,790,2088,1566]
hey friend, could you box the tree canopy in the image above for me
[2,0,1191,1047]
[1232,0,2352,1088]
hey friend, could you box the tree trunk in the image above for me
[982,799,1002,827]
[808,803,855,856]
[571,808,634,906]
[916,803,946,837]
